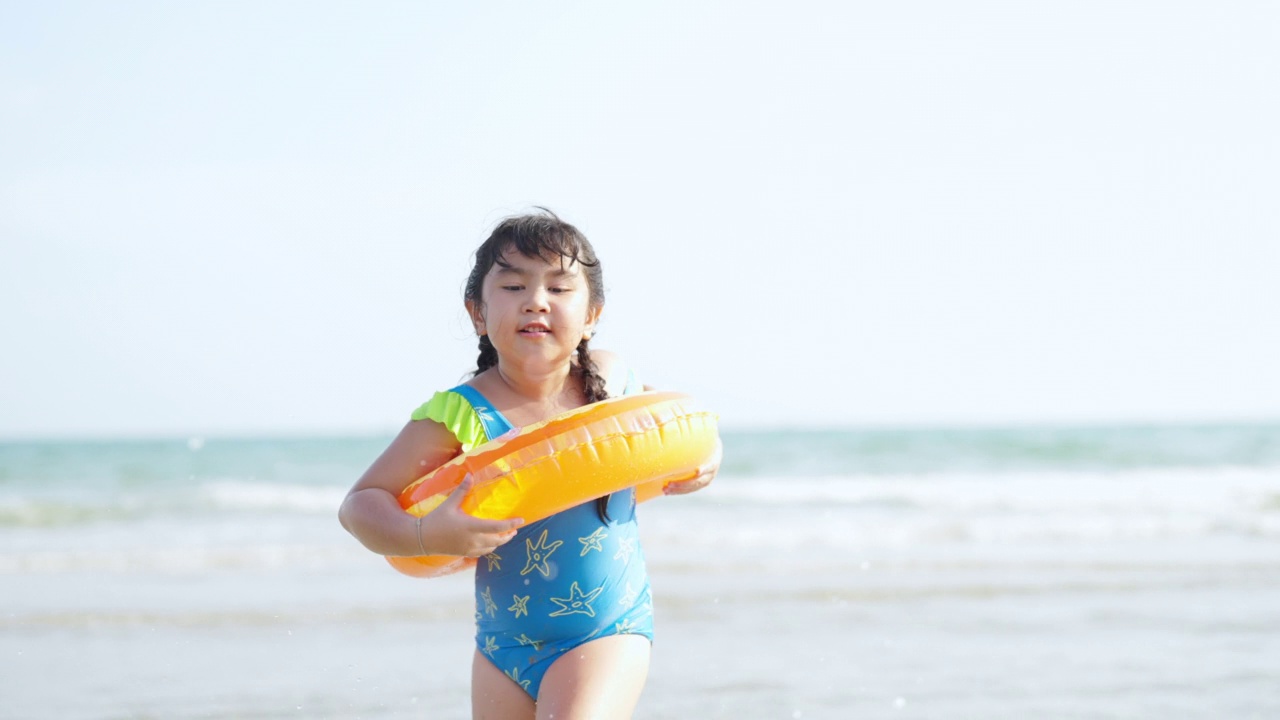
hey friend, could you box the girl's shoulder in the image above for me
[587,348,642,397]
[409,388,489,453]
[347,396,466,498]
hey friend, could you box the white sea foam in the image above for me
[4,465,1278,574]
[702,466,1280,520]
[647,465,1280,552]
[0,543,357,574]
[197,480,346,514]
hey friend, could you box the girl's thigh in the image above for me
[535,634,651,720]
[472,650,535,720]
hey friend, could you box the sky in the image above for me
[2,1,1278,438]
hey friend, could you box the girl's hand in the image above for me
[418,474,524,557]
[664,439,722,496]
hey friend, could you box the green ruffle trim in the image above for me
[410,369,640,452]
[410,391,489,452]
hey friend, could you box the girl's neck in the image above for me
[491,361,568,399]
[479,360,584,428]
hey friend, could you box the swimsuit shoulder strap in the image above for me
[413,371,636,450]
[446,384,516,441]
[409,388,500,451]
[622,369,641,396]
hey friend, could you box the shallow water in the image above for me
[3,427,1279,718]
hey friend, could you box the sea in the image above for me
[3,424,1279,719]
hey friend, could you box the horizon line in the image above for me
[3,415,1279,444]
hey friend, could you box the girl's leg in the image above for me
[472,650,535,720]
[534,634,651,720]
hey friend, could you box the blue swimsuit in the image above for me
[431,384,655,699]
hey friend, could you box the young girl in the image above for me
[338,210,719,719]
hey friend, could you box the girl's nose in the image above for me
[524,287,551,312]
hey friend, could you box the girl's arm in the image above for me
[338,419,522,558]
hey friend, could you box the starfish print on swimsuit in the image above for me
[504,666,532,692]
[549,581,605,618]
[578,527,608,556]
[509,594,530,618]
[617,582,639,607]
[484,552,501,571]
[520,528,563,578]
[514,633,543,651]
[615,618,639,634]
[613,537,635,562]
[481,635,499,658]
[481,586,498,617]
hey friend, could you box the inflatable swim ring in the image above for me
[386,391,719,578]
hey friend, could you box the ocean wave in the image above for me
[0,480,348,527]
[704,465,1280,514]
[642,509,1280,554]
[197,481,346,513]
[4,465,1278,530]
[0,602,473,629]
[646,465,1280,548]
[0,494,160,528]
[0,542,362,574]
[721,424,1280,476]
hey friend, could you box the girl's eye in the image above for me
[549,287,570,294]
[501,285,523,291]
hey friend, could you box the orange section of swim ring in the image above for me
[385,391,719,578]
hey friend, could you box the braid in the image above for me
[474,335,499,375]
[575,337,609,404]
[578,336,618,522]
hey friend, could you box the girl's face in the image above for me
[469,249,602,370]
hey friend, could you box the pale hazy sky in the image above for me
[2,2,1278,438]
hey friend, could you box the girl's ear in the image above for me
[583,305,604,340]
[465,300,486,336]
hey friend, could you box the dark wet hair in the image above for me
[463,208,615,519]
